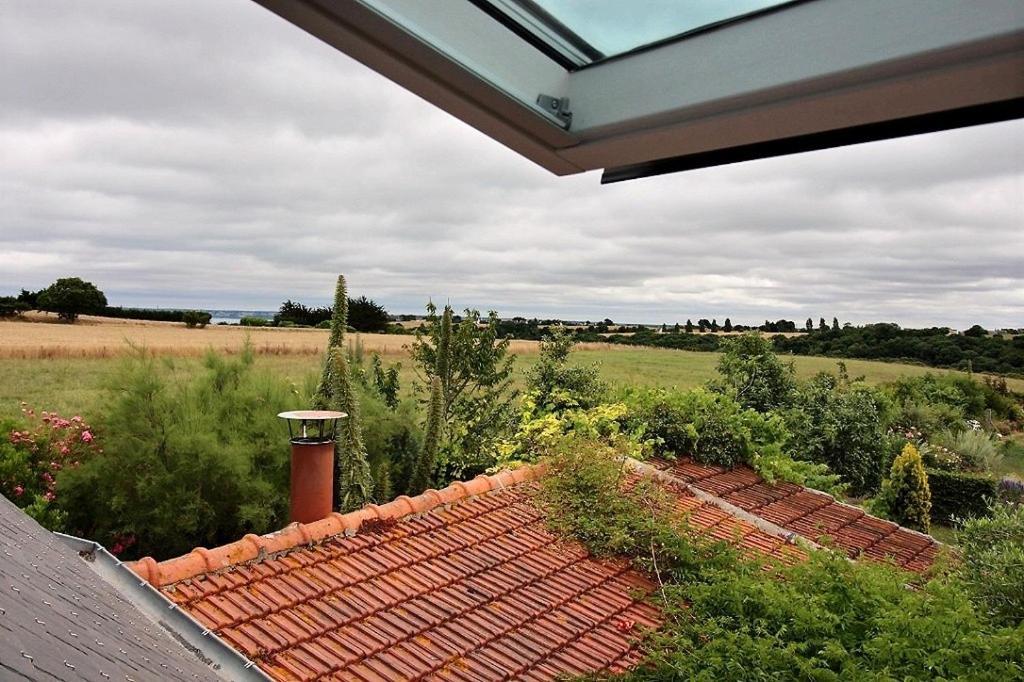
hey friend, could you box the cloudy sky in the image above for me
[1,1,1021,328]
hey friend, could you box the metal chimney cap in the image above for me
[277,410,347,421]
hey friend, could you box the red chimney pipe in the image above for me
[278,411,346,524]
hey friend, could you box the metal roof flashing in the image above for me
[55,533,272,682]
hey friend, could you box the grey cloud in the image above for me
[1,0,1022,329]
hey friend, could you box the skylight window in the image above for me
[253,0,1024,181]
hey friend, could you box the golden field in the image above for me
[0,314,616,359]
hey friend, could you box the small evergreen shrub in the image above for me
[927,468,999,524]
[884,443,932,532]
[239,316,268,327]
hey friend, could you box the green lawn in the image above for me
[2,347,1013,422]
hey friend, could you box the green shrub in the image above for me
[783,373,890,494]
[957,502,1024,626]
[712,332,796,412]
[887,373,1022,425]
[526,326,605,411]
[181,310,211,329]
[356,383,421,500]
[883,443,932,532]
[57,346,302,560]
[927,468,999,524]
[540,442,1024,680]
[624,387,840,492]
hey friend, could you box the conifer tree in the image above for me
[832,316,840,331]
[723,318,733,333]
[685,319,693,334]
[411,376,443,493]
[819,317,828,331]
[805,317,814,332]
[887,443,931,532]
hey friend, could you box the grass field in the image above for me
[2,315,1019,421]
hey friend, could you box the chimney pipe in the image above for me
[277,411,346,524]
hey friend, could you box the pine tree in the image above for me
[805,317,813,332]
[819,317,828,331]
[723,318,733,333]
[832,316,840,331]
[887,443,931,532]
[411,376,443,493]
[711,319,719,332]
[314,274,373,511]
[685,319,693,334]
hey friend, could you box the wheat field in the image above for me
[0,315,617,359]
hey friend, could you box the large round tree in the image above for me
[36,277,107,322]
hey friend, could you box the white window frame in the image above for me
[253,0,1024,181]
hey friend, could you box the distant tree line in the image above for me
[6,279,206,327]
[584,323,1022,376]
[274,295,391,333]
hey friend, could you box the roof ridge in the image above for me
[626,458,822,552]
[129,464,543,588]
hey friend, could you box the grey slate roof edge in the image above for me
[55,533,272,682]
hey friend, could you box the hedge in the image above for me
[927,468,998,524]
[101,306,188,323]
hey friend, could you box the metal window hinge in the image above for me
[536,94,572,129]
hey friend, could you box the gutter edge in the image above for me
[55,532,273,682]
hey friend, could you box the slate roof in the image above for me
[652,457,941,572]
[0,495,219,682]
[126,460,940,682]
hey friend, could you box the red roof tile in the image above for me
[653,457,940,571]
[127,458,938,681]
[130,468,667,681]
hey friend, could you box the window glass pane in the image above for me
[483,0,798,63]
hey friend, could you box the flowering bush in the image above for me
[0,404,101,530]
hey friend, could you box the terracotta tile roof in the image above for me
[125,459,939,681]
[129,467,662,681]
[651,457,940,572]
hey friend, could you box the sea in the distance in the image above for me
[206,310,275,325]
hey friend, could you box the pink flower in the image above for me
[13,485,24,497]
[60,445,70,455]
[43,491,55,502]
[81,430,94,443]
